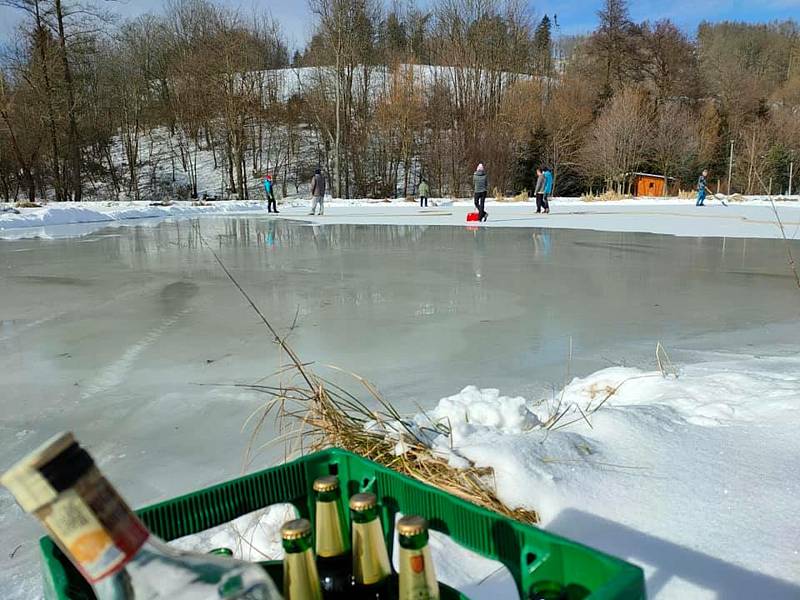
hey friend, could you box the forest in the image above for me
[0,0,799,202]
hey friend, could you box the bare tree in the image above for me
[650,102,699,194]
[581,86,651,193]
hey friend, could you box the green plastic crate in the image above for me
[39,448,645,599]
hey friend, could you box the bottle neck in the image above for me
[399,531,429,551]
[351,517,391,586]
[398,541,439,599]
[315,497,348,557]
[283,537,322,600]
[36,466,149,584]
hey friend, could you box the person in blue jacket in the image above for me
[263,173,278,213]
[696,169,709,206]
[542,167,553,214]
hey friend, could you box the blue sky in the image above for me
[1,0,799,49]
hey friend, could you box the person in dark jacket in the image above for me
[473,163,488,222]
[310,168,326,216]
[263,174,278,213]
[418,178,430,207]
[696,169,709,206]
[534,167,546,214]
[542,167,553,213]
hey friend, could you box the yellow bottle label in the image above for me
[352,520,391,585]
[283,549,323,600]
[315,500,345,558]
[399,546,439,600]
[37,470,148,583]
[43,489,125,582]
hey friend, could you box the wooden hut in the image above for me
[629,173,677,197]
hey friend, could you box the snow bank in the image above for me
[400,352,800,598]
[0,200,266,237]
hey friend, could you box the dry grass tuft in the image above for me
[15,201,43,208]
[238,363,539,525]
[496,189,529,203]
[580,190,630,202]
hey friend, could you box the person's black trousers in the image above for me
[268,196,278,213]
[536,193,544,213]
[420,196,428,207]
[474,192,487,220]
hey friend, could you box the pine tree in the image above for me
[533,15,552,76]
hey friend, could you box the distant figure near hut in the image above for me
[418,178,430,208]
[697,169,709,207]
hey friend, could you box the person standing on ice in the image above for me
[310,168,326,216]
[534,167,546,214]
[473,163,488,222]
[263,174,278,214]
[542,166,553,213]
[696,169,709,206]
[418,178,430,207]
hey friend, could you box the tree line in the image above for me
[0,0,798,203]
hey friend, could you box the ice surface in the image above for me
[2,218,800,598]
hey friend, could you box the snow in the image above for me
[0,200,266,239]
[399,350,800,598]
[164,348,800,599]
[280,196,800,240]
[3,196,800,241]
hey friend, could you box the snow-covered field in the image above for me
[169,344,800,599]
[3,195,800,240]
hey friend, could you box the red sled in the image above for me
[466,212,480,222]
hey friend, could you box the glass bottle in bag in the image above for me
[1,432,280,600]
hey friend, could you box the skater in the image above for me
[543,166,553,213]
[263,174,278,213]
[310,168,326,216]
[473,163,488,222]
[696,169,709,206]
[534,167,546,214]
[418,178,430,208]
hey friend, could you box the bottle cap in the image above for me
[349,492,377,512]
[397,515,428,537]
[1,432,76,513]
[313,475,340,493]
[281,518,312,540]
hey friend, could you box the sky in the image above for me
[1,0,799,50]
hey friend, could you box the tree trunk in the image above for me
[33,1,64,201]
[54,0,82,201]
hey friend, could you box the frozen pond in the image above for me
[2,217,800,598]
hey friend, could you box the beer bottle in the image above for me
[281,519,323,600]
[312,476,352,598]
[349,492,392,599]
[1,432,280,600]
[397,516,439,600]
